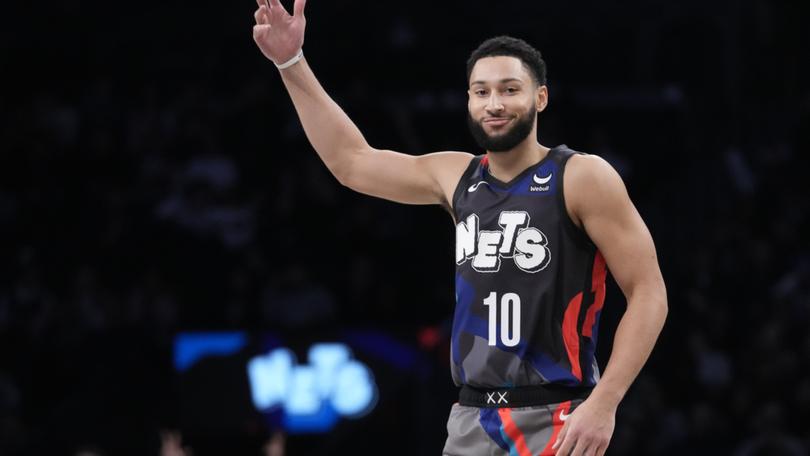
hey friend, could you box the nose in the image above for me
[486,93,504,113]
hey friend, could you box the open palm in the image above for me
[252,0,307,65]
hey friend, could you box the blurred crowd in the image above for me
[1,0,808,454]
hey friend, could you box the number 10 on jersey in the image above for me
[483,292,521,347]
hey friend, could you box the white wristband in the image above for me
[275,50,304,70]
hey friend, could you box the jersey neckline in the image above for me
[482,144,564,188]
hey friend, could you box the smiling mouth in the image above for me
[483,117,512,128]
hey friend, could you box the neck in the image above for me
[486,135,550,182]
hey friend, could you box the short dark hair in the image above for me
[466,36,547,86]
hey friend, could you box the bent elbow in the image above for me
[334,157,359,189]
[333,147,372,190]
[656,283,669,325]
[333,164,353,188]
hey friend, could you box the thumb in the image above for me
[293,0,307,17]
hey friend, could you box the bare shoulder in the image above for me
[566,153,623,189]
[564,153,631,224]
[417,151,476,206]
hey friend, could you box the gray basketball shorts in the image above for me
[442,398,585,456]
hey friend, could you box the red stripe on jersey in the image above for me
[539,400,572,455]
[481,155,489,167]
[562,292,583,381]
[497,408,532,456]
[582,251,607,338]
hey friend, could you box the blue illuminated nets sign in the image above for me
[247,343,378,433]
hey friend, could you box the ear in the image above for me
[535,85,549,112]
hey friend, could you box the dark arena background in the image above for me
[2,1,808,455]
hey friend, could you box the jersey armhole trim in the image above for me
[557,149,597,250]
[450,155,483,215]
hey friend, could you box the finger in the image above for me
[293,0,306,17]
[552,423,568,450]
[595,443,607,456]
[253,0,272,23]
[254,7,269,25]
[269,0,291,17]
[555,432,575,456]
[265,0,289,25]
[570,440,590,456]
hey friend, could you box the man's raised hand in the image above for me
[252,0,307,66]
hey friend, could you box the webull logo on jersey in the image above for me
[530,172,552,192]
[456,211,551,273]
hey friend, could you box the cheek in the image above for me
[519,99,536,115]
[468,103,482,119]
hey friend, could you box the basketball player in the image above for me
[252,1,668,455]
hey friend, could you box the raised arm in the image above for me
[252,0,472,207]
[553,154,668,456]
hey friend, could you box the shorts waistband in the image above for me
[459,384,593,408]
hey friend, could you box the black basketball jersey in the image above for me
[450,145,607,388]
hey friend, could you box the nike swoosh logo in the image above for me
[559,410,571,421]
[533,173,552,185]
[468,181,489,192]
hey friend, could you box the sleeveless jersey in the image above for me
[450,145,607,389]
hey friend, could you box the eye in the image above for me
[474,89,488,96]
[505,87,519,94]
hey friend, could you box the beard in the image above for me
[466,105,537,153]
